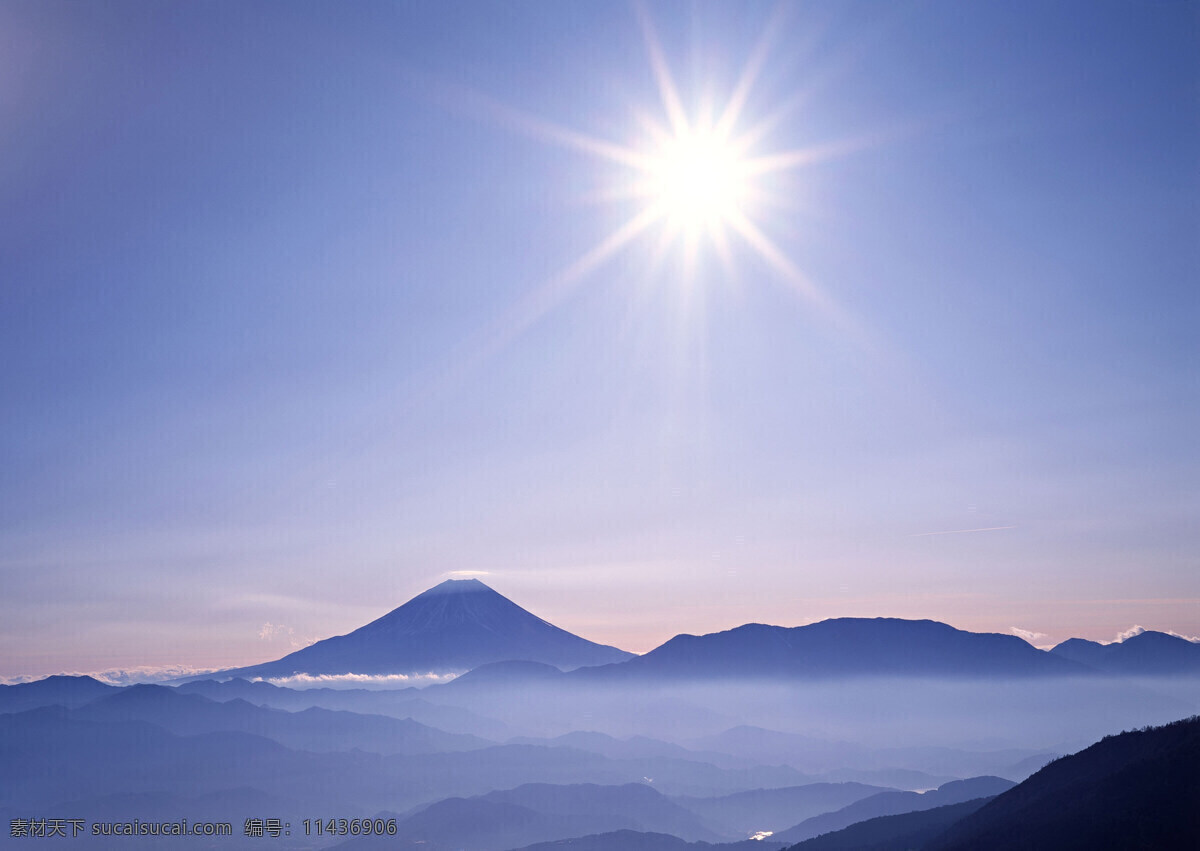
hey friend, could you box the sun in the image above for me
[566,5,834,299]
[643,124,751,240]
[449,6,856,355]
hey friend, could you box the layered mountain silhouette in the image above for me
[1050,629,1200,674]
[772,776,1015,845]
[2,702,812,827]
[582,619,1085,680]
[8,583,1199,851]
[671,783,895,836]
[209,579,633,680]
[334,782,723,851]
[0,674,117,713]
[176,676,514,738]
[73,683,493,755]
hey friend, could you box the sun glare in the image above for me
[453,6,857,359]
[647,126,749,238]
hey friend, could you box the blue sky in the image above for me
[2,0,1197,678]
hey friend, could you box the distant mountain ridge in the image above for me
[1050,630,1200,674]
[16,581,1197,687]
[581,619,1085,680]
[207,579,634,680]
[0,674,118,713]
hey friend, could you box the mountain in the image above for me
[208,579,634,680]
[923,715,1200,850]
[0,674,118,713]
[434,660,568,692]
[773,777,1016,845]
[175,676,515,738]
[580,619,1086,681]
[1050,630,1200,674]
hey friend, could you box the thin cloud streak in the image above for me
[909,526,1018,537]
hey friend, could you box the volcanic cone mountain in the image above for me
[213,579,633,680]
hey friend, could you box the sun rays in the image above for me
[418,5,873,390]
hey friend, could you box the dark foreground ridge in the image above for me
[920,715,1200,850]
[771,716,1200,851]
[782,797,996,851]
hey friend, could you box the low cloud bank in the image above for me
[1,668,460,689]
[258,672,459,689]
[1010,627,1049,647]
[1,665,223,686]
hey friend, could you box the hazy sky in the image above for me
[3,0,1197,679]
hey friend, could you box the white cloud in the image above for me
[259,672,459,689]
[447,570,491,577]
[1107,625,1200,645]
[257,622,314,649]
[0,674,42,685]
[1111,625,1147,644]
[1011,627,1047,643]
[258,621,293,641]
[2,667,457,688]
